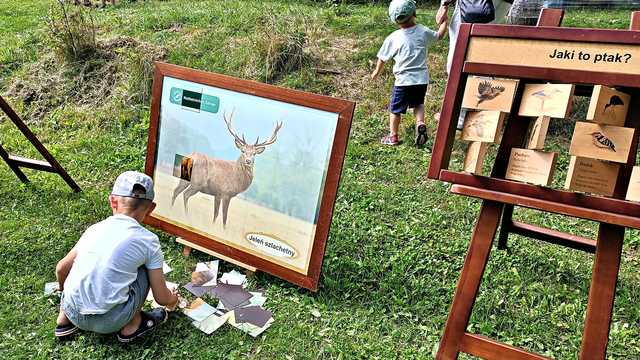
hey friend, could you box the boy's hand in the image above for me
[165,289,180,312]
[371,59,385,81]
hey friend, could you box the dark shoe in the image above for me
[55,323,79,340]
[415,122,427,147]
[117,308,168,343]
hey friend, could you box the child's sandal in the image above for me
[117,308,168,343]
[381,134,399,145]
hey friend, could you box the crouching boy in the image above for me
[54,171,179,342]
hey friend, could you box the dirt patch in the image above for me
[6,36,166,122]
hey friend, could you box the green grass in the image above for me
[0,1,639,359]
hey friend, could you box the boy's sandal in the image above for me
[415,122,428,147]
[117,308,168,343]
[381,134,399,146]
[54,323,79,339]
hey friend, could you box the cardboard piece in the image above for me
[234,306,273,328]
[461,76,519,112]
[183,298,217,322]
[587,85,630,126]
[212,283,253,310]
[518,83,574,118]
[219,270,247,287]
[564,156,620,196]
[461,110,506,143]
[526,116,550,150]
[192,310,232,334]
[505,148,558,186]
[193,261,218,287]
[626,166,640,202]
[228,311,274,337]
[44,282,59,296]
[463,142,488,175]
[183,282,217,298]
[162,262,172,274]
[569,122,635,163]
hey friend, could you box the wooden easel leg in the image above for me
[0,144,29,183]
[437,200,504,359]
[497,204,514,250]
[579,223,624,360]
[182,245,192,257]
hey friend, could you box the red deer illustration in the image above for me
[171,111,282,227]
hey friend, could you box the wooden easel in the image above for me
[429,9,640,359]
[0,95,80,192]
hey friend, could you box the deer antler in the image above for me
[223,110,246,146]
[255,121,283,147]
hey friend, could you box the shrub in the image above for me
[47,0,98,63]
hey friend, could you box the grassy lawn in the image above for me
[0,1,639,359]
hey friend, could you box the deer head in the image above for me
[223,111,283,167]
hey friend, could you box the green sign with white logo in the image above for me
[169,87,219,113]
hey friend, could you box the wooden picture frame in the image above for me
[144,62,355,291]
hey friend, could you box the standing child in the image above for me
[371,0,447,146]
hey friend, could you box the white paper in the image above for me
[146,281,179,302]
[248,292,267,307]
[191,311,231,334]
[162,262,172,274]
[184,301,217,322]
[219,270,246,286]
[194,261,218,286]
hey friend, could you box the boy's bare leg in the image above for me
[57,309,71,326]
[119,287,149,336]
[389,113,401,136]
[120,311,142,336]
[413,104,425,125]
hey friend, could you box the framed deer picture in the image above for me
[144,62,355,291]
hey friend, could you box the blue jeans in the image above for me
[61,267,150,334]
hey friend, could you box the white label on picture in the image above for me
[246,233,296,259]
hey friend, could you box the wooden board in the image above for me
[466,36,640,76]
[564,156,620,196]
[461,76,519,112]
[526,116,550,150]
[505,148,557,186]
[586,85,630,126]
[463,142,488,174]
[626,166,640,202]
[461,111,506,143]
[518,83,574,118]
[568,121,635,164]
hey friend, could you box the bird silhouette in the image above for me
[476,81,505,105]
[604,95,624,111]
[531,87,562,111]
[590,131,616,152]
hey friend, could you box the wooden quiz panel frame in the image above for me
[429,10,640,360]
[144,63,355,291]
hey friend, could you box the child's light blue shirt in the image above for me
[377,24,438,86]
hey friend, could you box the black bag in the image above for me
[459,0,495,24]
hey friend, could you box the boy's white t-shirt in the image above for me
[63,214,164,315]
[377,24,438,86]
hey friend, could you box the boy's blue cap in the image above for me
[111,171,155,201]
[389,0,416,24]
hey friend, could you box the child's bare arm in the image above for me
[371,59,385,80]
[436,19,448,40]
[148,268,179,308]
[55,247,78,291]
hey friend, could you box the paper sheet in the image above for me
[183,298,217,322]
[162,262,172,274]
[191,310,232,334]
[219,270,246,286]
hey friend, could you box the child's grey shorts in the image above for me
[61,267,150,334]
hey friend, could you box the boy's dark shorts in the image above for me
[389,84,428,114]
